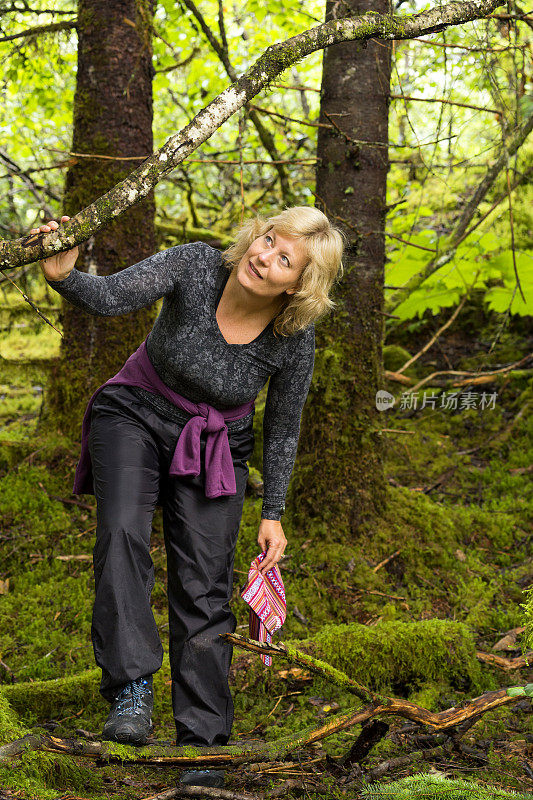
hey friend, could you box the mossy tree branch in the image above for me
[224,633,532,732]
[2,634,529,768]
[0,0,503,270]
[1,683,529,767]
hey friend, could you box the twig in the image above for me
[365,744,448,780]
[0,659,15,682]
[389,92,500,114]
[0,269,62,336]
[141,788,260,800]
[43,147,317,166]
[37,482,95,511]
[504,153,526,303]
[377,428,415,435]
[385,352,533,393]
[55,555,92,562]
[372,549,402,573]
[395,293,469,375]
[354,589,407,602]
[476,650,532,670]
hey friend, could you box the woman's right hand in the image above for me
[33,215,79,282]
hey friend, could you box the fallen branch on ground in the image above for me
[385,352,532,391]
[2,635,530,769]
[476,650,532,670]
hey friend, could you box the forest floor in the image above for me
[0,284,532,799]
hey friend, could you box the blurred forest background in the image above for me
[0,0,532,798]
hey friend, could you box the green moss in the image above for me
[99,740,141,762]
[299,619,485,696]
[3,669,101,723]
[0,689,27,743]
[0,691,102,800]
[383,344,419,376]
[0,750,102,798]
[522,584,533,655]
[1,281,532,792]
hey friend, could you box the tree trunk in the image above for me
[42,0,156,437]
[287,0,391,537]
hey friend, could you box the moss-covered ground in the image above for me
[0,281,531,797]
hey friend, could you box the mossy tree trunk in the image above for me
[287,0,391,537]
[42,0,157,438]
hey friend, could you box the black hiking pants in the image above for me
[87,384,254,746]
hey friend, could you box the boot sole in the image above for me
[101,723,153,747]
[179,770,225,788]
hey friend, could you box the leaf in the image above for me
[506,686,526,697]
[484,286,532,316]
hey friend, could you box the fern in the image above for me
[362,773,533,799]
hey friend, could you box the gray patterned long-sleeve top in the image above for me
[45,242,315,520]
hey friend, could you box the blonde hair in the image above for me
[222,206,346,337]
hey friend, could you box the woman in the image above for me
[36,206,344,785]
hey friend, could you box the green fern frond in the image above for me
[362,773,533,800]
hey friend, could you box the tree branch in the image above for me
[0,149,60,216]
[0,18,77,43]
[0,0,504,270]
[178,0,295,203]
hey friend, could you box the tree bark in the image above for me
[286,0,391,536]
[42,0,157,435]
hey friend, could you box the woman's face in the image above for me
[237,228,308,299]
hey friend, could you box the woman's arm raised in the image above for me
[36,216,204,317]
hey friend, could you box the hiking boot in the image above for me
[101,676,153,746]
[179,769,225,787]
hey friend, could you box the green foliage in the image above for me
[387,234,533,322]
[506,683,533,698]
[1,5,532,796]
[362,773,533,799]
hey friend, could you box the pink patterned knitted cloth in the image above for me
[240,552,287,666]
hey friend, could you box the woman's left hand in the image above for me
[258,518,287,575]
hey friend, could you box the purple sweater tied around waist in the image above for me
[74,338,255,500]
